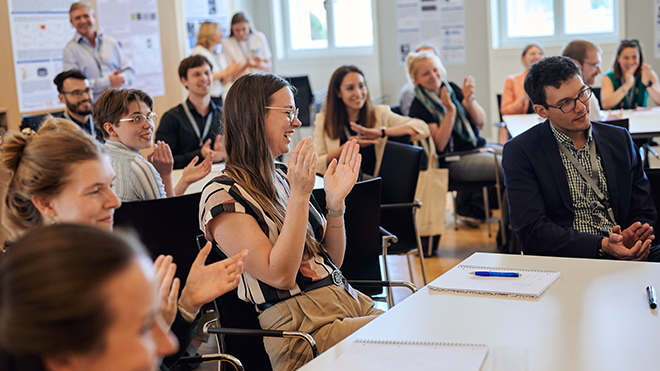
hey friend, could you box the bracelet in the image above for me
[177,300,199,323]
[326,206,345,217]
[328,223,344,228]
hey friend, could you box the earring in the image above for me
[51,215,59,225]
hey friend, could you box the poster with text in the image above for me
[97,0,165,97]
[183,0,230,56]
[7,0,74,113]
[395,0,466,65]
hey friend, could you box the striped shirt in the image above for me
[550,124,614,236]
[104,140,166,202]
[199,167,334,306]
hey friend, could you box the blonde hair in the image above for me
[69,1,92,15]
[406,51,447,84]
[0,117,104,239]
[196,22,220,50]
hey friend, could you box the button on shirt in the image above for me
[62,32,135,101]
[550,124,614,236]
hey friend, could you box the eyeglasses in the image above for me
[621,39,640,47]
[61,87,93,97]
[546,87,592,114]
[118,112,158,125]
[265,107,299,123]
[583,61,601,69]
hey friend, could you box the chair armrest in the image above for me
[176,354,244,371]
[347,280,418,294]
[491,122,506,127]
[437,146,497,159]
[381,201,422,210]
[204,324,320,358]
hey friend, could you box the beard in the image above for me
[66,98,92,116]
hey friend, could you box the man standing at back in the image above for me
[562,40,621,121]
[503,56,659,261]
[52,70,104,142]
[156,55,225,169]
[62,1,134,101]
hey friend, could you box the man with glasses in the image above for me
[561,39,622,122]
[52,70,104,142]
[502,56,660,261]
[156,55,225,169]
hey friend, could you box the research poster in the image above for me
[183,0,231,56]
[655,0,660,59]
[97,0,166,97]
[395,0,466,65]
[8,0,72,112]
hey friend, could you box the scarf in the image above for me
[414,83,477,147]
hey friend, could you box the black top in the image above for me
[156,99,224,169]
[408,81,485,154]
[339,120,376,175]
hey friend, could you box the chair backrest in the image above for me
[591,87,601,102]
[496,94,503,122]
[313,178,383,295]
[284,75,314,127]
[21,114,49,132]
[645,168,660,228]
[601,118,629,131]
[113,193,202,288]
[378,141,424,253]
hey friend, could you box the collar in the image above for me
[65,111,92,126]
[185,98,216,117]
[104,139,138,154]
[550,123,593,151]
[75,31,100,45]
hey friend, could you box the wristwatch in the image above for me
[380,126,387,138]
[648,80,654,88]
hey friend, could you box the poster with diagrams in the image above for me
[395,0,466,65]
[183,0,231,56]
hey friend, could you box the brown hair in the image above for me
[69,1,92,15]
[92,88,154,139]
[223,73,321,257]
[229,12,253,38]
[613,39,644,81]
[323,65,376,140]
[178,54,212,80]
[0,224,144,371]
[196,21,220,50]
[521,43,545,58]
[0,117,104,239]
[562,40,601,66]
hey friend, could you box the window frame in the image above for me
[492,0,623,50]
[281,0,375,59]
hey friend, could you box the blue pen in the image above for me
[470,271,520,277]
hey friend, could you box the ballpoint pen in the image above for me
[470,271,520,277]
[647,285,657,309]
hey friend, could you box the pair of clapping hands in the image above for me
[155,242,248,327]
[602,222,655,261]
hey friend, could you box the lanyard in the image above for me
[64,110,95,137]
[78,34,104,74]
[556,139,617,225]
[182,101,213,147]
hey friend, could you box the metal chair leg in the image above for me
[412,209,428,285]
[452,190,459,231]
[381,234,395,309]
[482,186,491,237]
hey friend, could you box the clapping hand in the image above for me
[602,224,652,261]
[324,139,361,209]
[287,137,318,197]
[153,255,179,328]
[462,76,476,105]
[439,84,455,112]
[641,63,657,87]
[148,140,174,178]
[181,152,213,185]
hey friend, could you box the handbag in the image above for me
[414,138,448,237]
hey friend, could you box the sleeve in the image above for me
[221,38,238,65]
[502,139,603,258]
[155,110,203,169]
[161,311,202,369]
[62,43,78,71]
[500,75,526,115]
[130,160,167,200]
[116,42,135,85]
[313,113,330,174]
[62,43,112,93]
[200,180,247,240]
[379,105,430,141]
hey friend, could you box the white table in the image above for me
[503,107,660,139]
[172,163,324,195]
[299,252,660,371]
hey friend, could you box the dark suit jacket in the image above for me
[502,120,656,258]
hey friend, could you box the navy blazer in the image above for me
[502,120,656,258]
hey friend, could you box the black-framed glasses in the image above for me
[265,106,299,123]
[546,87,592,114]
[621,39,640,47]
[118,112,158,125]
[61,87,93,97]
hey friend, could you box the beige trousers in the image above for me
[258,283,384,371]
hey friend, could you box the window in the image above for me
[493,0,620,49]
[284,0,374,56]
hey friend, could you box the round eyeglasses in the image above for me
[118,112,158,125]
[265,107,299,123]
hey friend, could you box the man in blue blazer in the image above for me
[503,56,659,261]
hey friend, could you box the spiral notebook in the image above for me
[329,339,488,371]
[429,265,561,299]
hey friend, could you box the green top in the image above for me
[604,70,648,109]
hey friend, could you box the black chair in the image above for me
[591,87,601,102]
[378,141,428,286]
[644,169,660,219]
[496,94,504,122]
[21,113,50,132]
[284,76,314,127]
